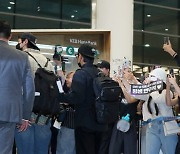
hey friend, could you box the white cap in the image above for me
[149,68,167,83]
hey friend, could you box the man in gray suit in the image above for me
[0,20,35,154]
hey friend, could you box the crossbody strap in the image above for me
[26,52,49,68]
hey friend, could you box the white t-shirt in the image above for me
[132,90,174,121]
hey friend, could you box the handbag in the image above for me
[163,120,180,136]
[117,114,130,132]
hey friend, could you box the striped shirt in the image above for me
[62,106,75,129]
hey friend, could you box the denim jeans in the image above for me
[141,125,163,154]
[146,120,178,154]
[15,122,51,154]
[56,126,76,154]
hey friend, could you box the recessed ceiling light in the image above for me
[7,6,11,10]
[144,44,150,47]
[141,30,144,32]
[9,2,15,5]
[147,14,151,17]
[71,15,75,18]
[74,10,78,13]
[165,28,168,31]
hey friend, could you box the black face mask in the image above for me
[78,62,82,68]
[16,43,22,50]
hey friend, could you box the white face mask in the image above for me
[149,76,158,82]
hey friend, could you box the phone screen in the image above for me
[169,68,174,77]
[118,66,123,78]
[164,37,169,45]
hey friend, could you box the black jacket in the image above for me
[59,63,108,132]
[174,54,180,67]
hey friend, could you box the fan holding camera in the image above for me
[53,45,65,85]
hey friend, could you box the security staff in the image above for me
[59,44,107,154]
[0,21,35,154]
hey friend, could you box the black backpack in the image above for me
[83,68,121,124]
[27,52,60,116]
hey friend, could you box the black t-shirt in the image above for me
[119,93,139,122]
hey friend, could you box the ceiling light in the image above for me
[74,10,78,13]
[144,44,150,47]
[165,28,168,31]
[9,2,15,5]
[71,15,75,18]
[147,14,151,17]
[7,6,11,10]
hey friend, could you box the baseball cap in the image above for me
[96,60,110,70]
[21,33,40,51]
[78,44,96,58]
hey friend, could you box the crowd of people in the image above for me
[1,20,180,154]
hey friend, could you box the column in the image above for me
[93,0,134,72]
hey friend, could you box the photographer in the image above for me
[50,51,65,154]
[15,33,54,154]
[56,72,76,154]
[53,53,65,85]
[58,44,108,154]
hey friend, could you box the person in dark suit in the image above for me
[59,44,108,154]
[0,20,35,154]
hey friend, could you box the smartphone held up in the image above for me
[164,37,169,45]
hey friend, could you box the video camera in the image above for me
[53,45,69,71]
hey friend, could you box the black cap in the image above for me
[21,33,40,51]
[96,60,110,70]
[78,44,96,58]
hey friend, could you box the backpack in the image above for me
[83,68,121,124]
[27,52,60,116]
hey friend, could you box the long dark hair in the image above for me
[147,82,166,115]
